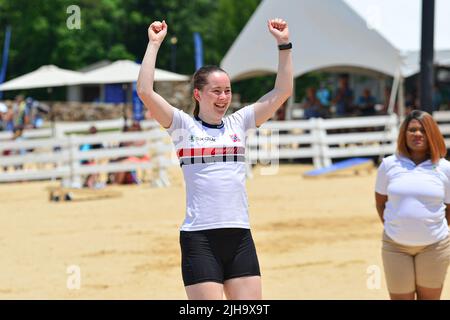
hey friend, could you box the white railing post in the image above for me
[310,118,322,169]
[67,134,82,188]
[317,118,331,168]
[245,129,256,179]
[151,139,171,188]
[390,114,399,151]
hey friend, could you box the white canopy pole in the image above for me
[398,75,405,123]
[378,67,402,164]
[387,67,401,116]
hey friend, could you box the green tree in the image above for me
[0,0,264,100]
[210,0,260,63]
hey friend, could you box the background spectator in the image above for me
[432,84,443,112]
[80,126,104,189]
[302,87,325,119]
[316,81,331,108]
[332,74,354,116]
[357,88,377,116]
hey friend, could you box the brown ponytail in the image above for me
[193,102,200,117]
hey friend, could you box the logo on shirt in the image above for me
[230,134,241,143]
[189,135,216,143]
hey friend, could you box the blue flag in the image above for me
[132,82,144,121]
[0,25,12,99]
[193,32,203,71]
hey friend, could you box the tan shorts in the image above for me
[382,231,450,294]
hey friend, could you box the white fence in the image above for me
[247,119,322,168]
[0,127,174,186]
[247,114,399,168]
[0,118,160,141]
[316,115,398,167]
[3,111,450,184]
[433,111,450,147]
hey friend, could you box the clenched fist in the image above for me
[148,20,168,45]
[268,18,290,45]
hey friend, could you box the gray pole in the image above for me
[419,0,435,113]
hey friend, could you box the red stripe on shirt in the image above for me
[177,147,245,158]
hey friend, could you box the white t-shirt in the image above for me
[167,105,256,231]
[375,153,450,245]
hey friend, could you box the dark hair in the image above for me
[397,109,446,163]
[130,121,142,131]
[192,65,228,116]
[13,125,24,133]
[89,126,97,134]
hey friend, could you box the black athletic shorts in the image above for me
[179,228,261,286]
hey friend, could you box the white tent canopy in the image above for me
[0,60,190,92]
[80,60,189,84]
[401,49,450,78]
[221,0,402,81]
[344,0,450,52]
[0,65,85,91]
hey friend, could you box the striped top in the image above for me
[167,105,256,231]
[177,147,246,166]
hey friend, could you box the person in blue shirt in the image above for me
[332,75,354,116]
[357,88,376,116]
[302,87,325,119]
[316,81,330,107]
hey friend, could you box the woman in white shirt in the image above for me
[137,19,292,300]
[375,110,450,300]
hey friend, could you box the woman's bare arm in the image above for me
[137,20,174,128]
[375,192,388,224]
[253,18,293,127]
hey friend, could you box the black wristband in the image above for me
[278,42,292,50]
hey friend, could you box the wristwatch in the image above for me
[278,42,292,50]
